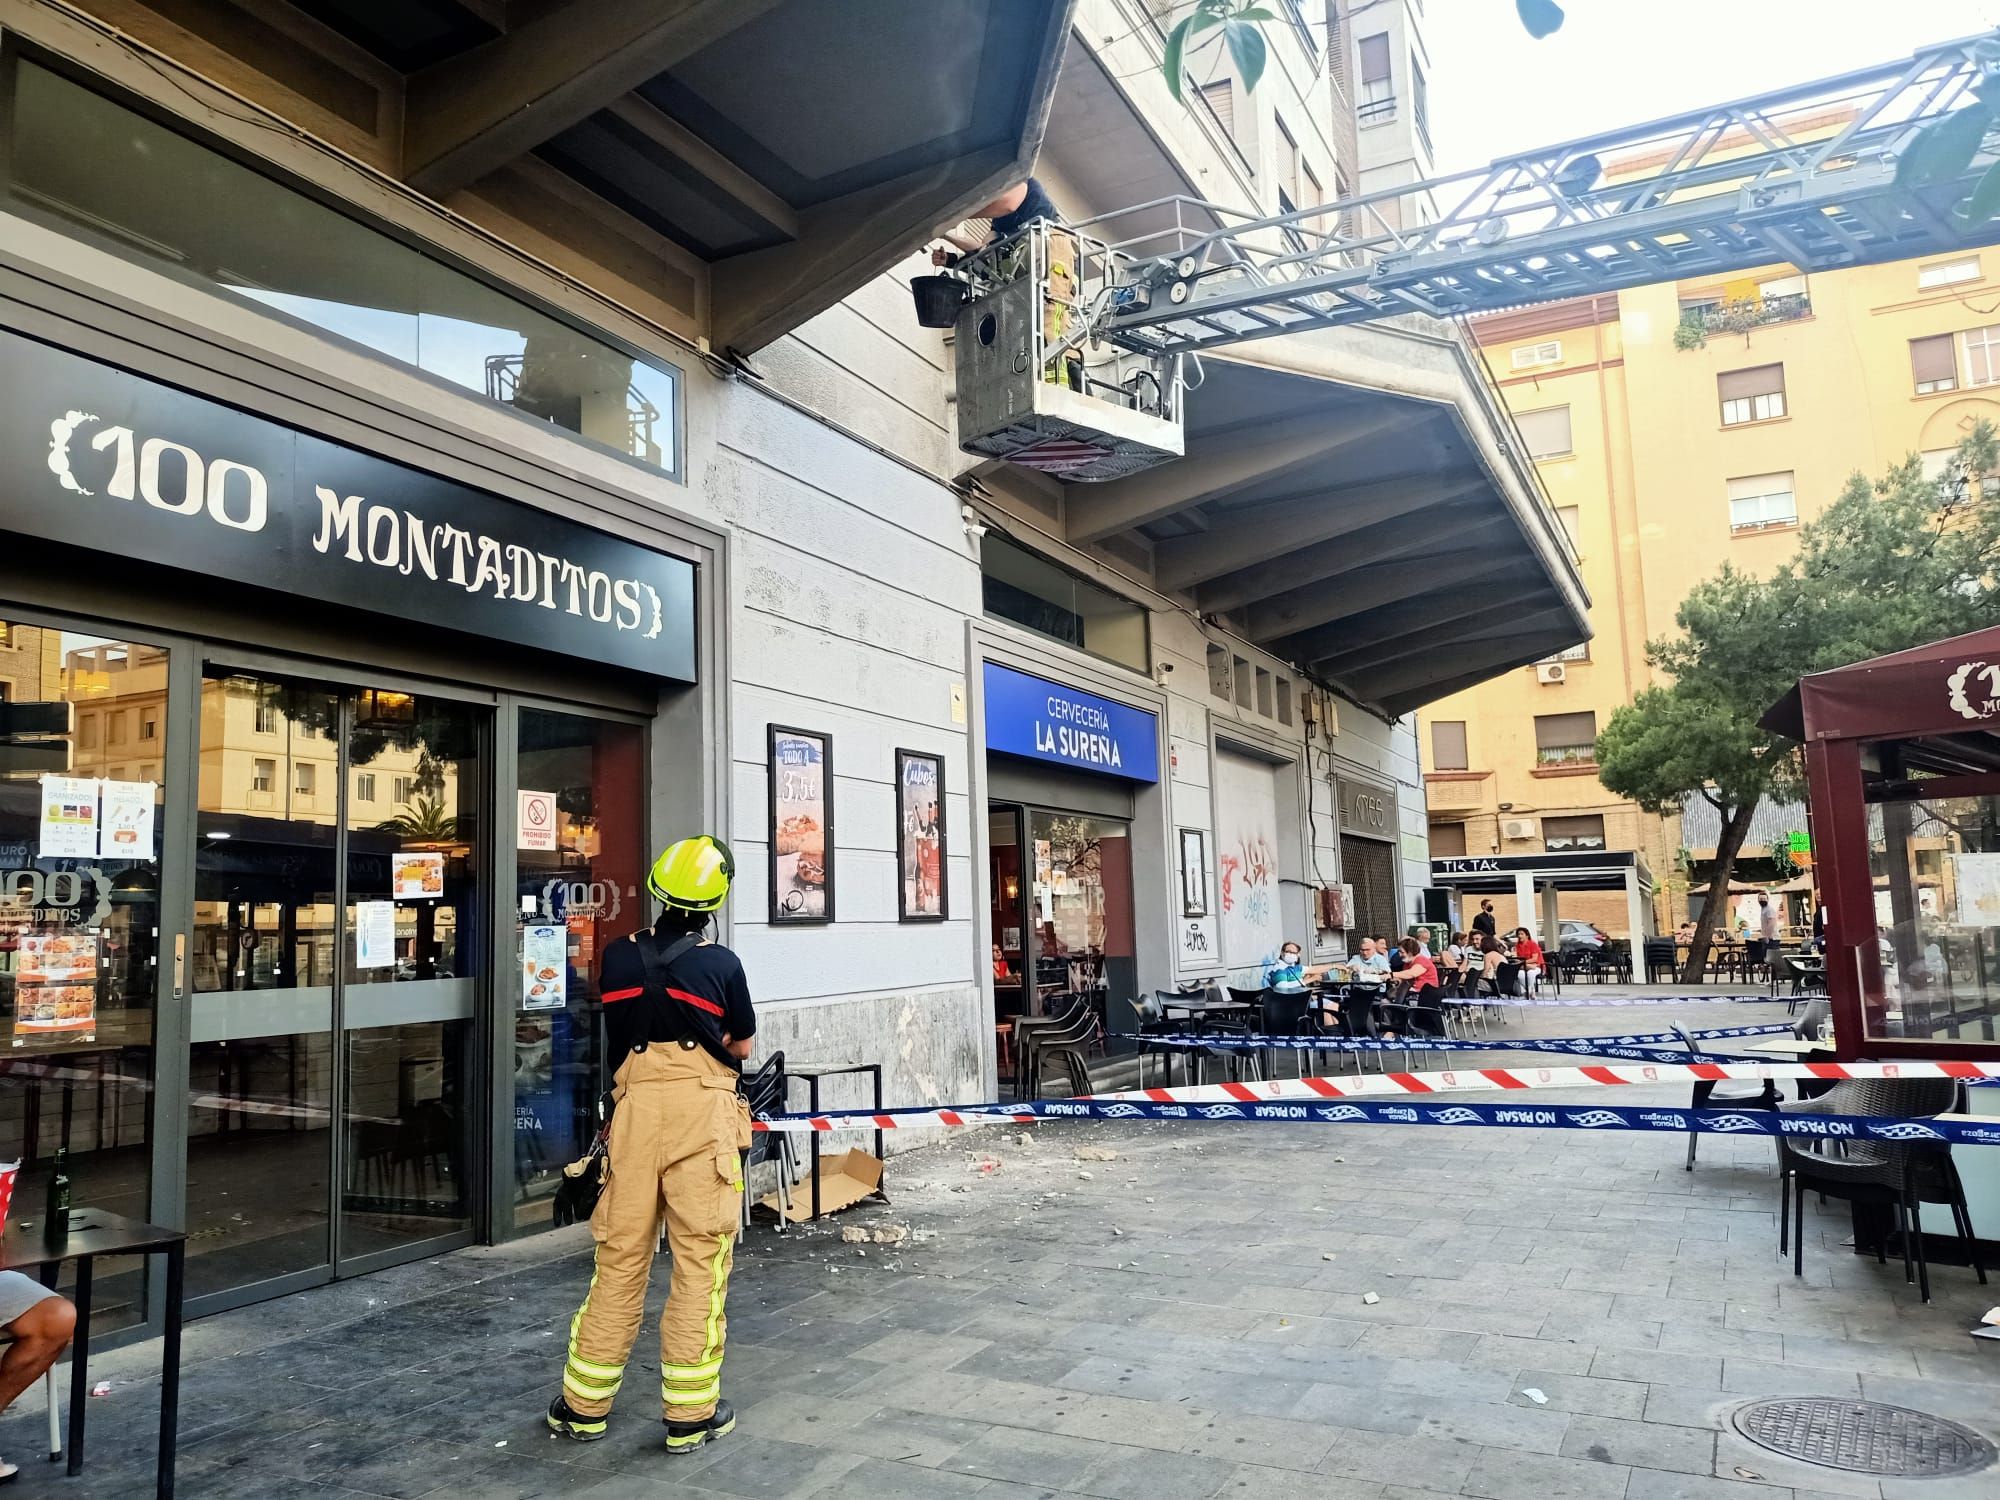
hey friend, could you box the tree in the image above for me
[1598,425,2000,983]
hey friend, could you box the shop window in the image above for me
[1910,334,1958,394]
[251,758,275,794]
[355,772,376,803]
[1534,710,1597,766]
[1431,719,1469,771]
[1515,405,1572,459]
[0,617,165,1335]
[5,61,681,480]
[1543,814,1606,851]
[1727,472,1797,533]
[1718,364,1786,426]
[980,533,1149,673]
[1430,821,1468,857]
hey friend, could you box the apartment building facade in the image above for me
[0,0,1581,1339]
[1420,248,2000,935]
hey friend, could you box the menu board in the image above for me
[99,780,156,858]
[13,931,98,1040]
[393,852,445,901]
[522,924,566,1011]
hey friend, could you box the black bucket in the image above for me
[911,274,968,329]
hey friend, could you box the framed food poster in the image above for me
[895,749,946,921]
[768,725,833,922]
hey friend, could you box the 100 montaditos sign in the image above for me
[6,329,695,679]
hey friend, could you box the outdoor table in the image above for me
[0,1207,185,1498]
[782,1063,886,1221]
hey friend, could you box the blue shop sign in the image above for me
[982,662,1159,782]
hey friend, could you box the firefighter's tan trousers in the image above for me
[561,1043,751,1422]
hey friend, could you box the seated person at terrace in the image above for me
[1264,941,1307,990]
[1388,937,1440,997]
[1513,927,1546,994]
[1347,936,1391,984]
[1479,933,1509,989]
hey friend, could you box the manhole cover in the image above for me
[1733,1398,1996,1477]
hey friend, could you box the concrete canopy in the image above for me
[1056,343,1591,719]
[293,0,1073,351]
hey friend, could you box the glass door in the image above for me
[189,668,483,1305]
[1026,810,1136,1037]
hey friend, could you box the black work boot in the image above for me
[664,1399,736,1456]
[547,1395,608,1442]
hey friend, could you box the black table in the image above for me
[783,1063,886,1221]
[1,1207,185,1498]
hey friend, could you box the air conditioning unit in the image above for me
[1535,663,1567,685]
[1501,818,1538,841]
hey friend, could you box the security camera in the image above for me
[1157,662,1174,674]
[960,504,989,540]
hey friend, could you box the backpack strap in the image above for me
[631,930,704,1043]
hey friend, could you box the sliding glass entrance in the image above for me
[187,667,484,1305]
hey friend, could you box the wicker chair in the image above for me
[1775,1077,1983,1303]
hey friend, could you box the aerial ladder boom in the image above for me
[947,29,2000,479]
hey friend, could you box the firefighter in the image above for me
[546,834,756,1456]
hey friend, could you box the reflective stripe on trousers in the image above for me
[558,1044,750,1421]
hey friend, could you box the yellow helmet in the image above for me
[647,835,735,913]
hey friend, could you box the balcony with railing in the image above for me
[1674,292,1813,348]
[1359,92,1397,126]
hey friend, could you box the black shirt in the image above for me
[991,177,1061,239]
[599,925,755,1074]
[1472,910,1497,937]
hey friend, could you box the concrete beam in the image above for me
[1198,510,1505,614]
[1246,548,1521,644]
[1155,474,1487,592]
[404,0,782,196]
[1374,635,1580,718]
[1353,627,1571,701]
[1298,587,1550,672]
[1066,409,1405,543]
[601,96,799,240]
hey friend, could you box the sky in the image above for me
[1423,0,2000,175]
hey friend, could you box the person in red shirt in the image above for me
[1513,928,1546,995]
[1388,936,1440,996]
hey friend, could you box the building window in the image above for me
[1431,720,1469,771]
[1510,339,1562,370]
[1961,324,2000,388]
[1758,273,1807,300]
[1301,162,1323,236]
[1910,334,1958,394]
[6,61,681,480]
[294,762,316,797]
[1726,472,1797,532]
[355,772,376,803]
[140,711,158,740]
[254,694,278,735]
[1207,644,1231,702]
[1543,814,1607,851]
[1515,405,1573,460]
[393,775,416,804]
[1555,505,1581,552]
[1411,57,1430,154]
[1534,711,1597,766]
[1197,78,1234,137]
[251,758,274,794]
[1276,118,1301,209]
[107,710,127,745]
[1541,641,1590,664]
[1358,33,1393,122]
[1919,256,1980,289]
[78,714,97,750]
[1430,821,1468,857]
[980,533,1150,674]
[1718,364,1786,426]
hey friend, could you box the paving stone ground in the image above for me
[4,990,1997,1499]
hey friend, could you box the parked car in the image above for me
[1557,920,1611,952]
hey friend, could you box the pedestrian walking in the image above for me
[547,834,757,1457]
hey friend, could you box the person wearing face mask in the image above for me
[1264,941,1307,991]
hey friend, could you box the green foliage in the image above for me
[1164,0,1564,101]
[1768,836,1802,881]
[377,796,458,841]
